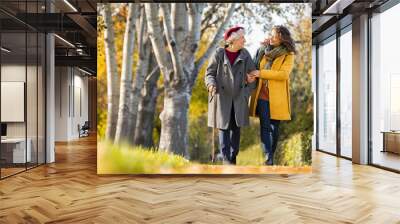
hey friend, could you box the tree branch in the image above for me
[160,3,186,86]
[195,3,236,75]
[145,65,161,84]
[183,3,204,63]
[144,3,173,85]
[171,3,188,49]
[136,4,146,57]
[200,3,220,34]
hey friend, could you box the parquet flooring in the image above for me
[1,167,26,177]
[1,135,400,223]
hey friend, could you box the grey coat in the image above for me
[205,47,257,129]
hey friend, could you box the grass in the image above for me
[237,132,312,167]
[275,132,312,166]
[97,140,191,174]
[98,133,311,174]
[237,144,265,166]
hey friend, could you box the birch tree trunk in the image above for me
[145,3,236,156]
[159,88,190,156]
[134,55,160,147]
[127,5,151,144]
[101,4,119,141]
[115,3,139,143]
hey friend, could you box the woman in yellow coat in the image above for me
[248,25,295,165]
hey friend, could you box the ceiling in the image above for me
[311,0,389,43]
[0,0,96,76]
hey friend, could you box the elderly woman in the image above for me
[205,26,257,165]
[249,25,296,165]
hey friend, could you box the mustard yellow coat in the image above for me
[249,52,295,120]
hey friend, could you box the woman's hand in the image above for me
[246,74,256,83]
[246,70,260,83]
[208,85,216,96]
[246,75,255,83]
[261,38,271,46]
[249,70,260,78]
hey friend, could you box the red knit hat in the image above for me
[224,26,244,41]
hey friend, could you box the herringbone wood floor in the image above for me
[1,135,400,223]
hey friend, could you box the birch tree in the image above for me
[127,5,152,144]
[101,4,119,140]
[134,55,160,147]
[145,3,236,156]
[114,3,139,143]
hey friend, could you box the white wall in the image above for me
[1,65,29,138]
[54,67,89,141]
[72,71,89,138]
[1,64,25,81]
[55,67,69,141]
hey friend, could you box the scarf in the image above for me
[253,44,288,90]
[263,45,288,70]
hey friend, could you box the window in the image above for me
[339,28,352,158]
[371,2,400,171]
[317,36,337,154]
[0,0,46,179]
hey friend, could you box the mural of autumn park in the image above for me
[97,3,313,174]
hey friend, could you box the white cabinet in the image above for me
[1,138,32,163]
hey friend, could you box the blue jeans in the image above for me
[256,99,280,160]
[219,105,240,163]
